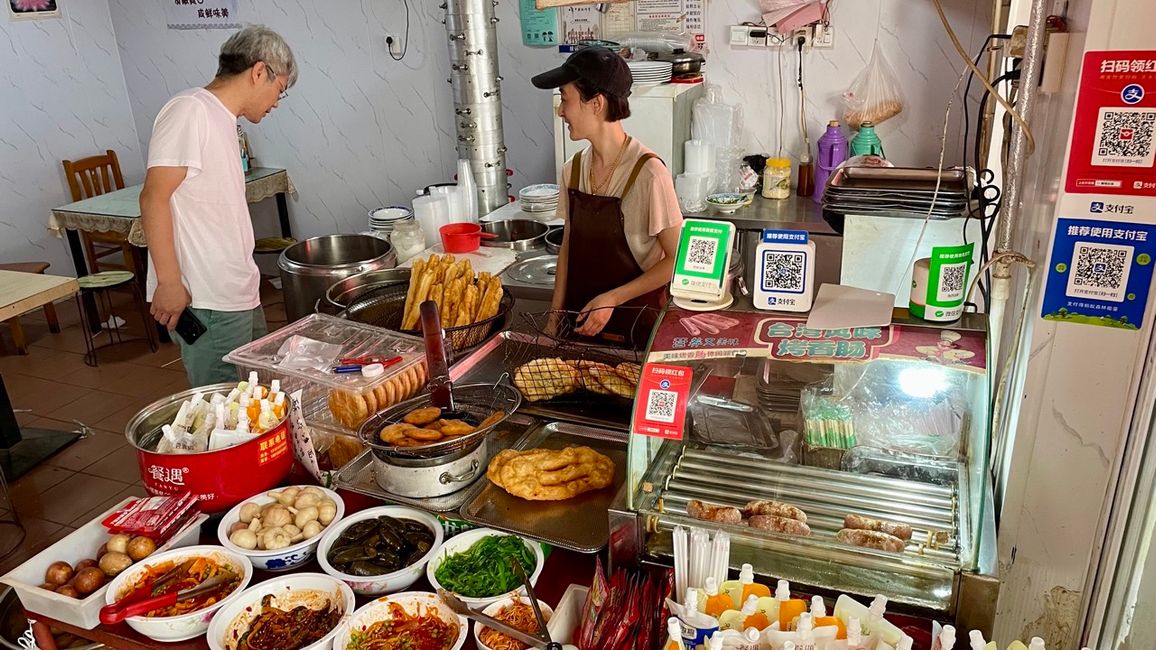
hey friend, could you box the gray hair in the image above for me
[216,25,298,87]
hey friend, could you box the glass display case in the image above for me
[611,305,999,622]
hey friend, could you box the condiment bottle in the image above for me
[391,219,427,263]
[850,121,885,157]
[776,580,806,631]
[741,595,770,631]
[704,577,735,618]
[762,157,792,199]
[814,120,849,203]
[796,150,815,197]
[666,617,685,650]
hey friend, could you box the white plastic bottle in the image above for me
[665,617,684,650]
[708,633,725,650]
[968,630,987,650]
[796,613,816,650]
[846,616,865,650]
[810,595,826,618]
[932,625,956,650]
[1027,638,1045,650]
[735,627,760,650]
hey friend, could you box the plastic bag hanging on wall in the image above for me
[841,42,906,128]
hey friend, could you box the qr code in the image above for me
[684,236,717,273]
[1093,107,1156,168]
[1066,241,1133,302]
[761,251,806,293]
[936,262,968,302]
[645,389,678,423]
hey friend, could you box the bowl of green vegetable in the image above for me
[426,528,545,609]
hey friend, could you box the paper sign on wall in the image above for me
[631,363,692,440]
[1041,213,1156,330]
[520,0,558,46]
[165,0,240,30]
[1065,50,1156,197]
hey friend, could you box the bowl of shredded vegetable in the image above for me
[104,545,253,643]
[333,591,468,650]
[474,595,554,650]
[206,572,355,650]
[425,528,544,609]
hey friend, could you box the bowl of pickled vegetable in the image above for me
[316,506,444,596]
[333,591,467,650]
[425,528,544,609]
[104,545,253,643]
[206,572,355,650]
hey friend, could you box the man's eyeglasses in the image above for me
[263,62,289,100]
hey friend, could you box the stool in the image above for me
[76,271,157,367]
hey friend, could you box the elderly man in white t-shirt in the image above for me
[140,26,296,387]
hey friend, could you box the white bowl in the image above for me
[104,545,253,643]
[333,591,468,650]
[474,595,554,650]
[207,572,355,650]
[316,506,444,596]
[426,528,545,609]
[216,485,346,571]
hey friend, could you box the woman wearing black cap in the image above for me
[532,47,682,346]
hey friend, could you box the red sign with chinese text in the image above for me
[631,363,692,440]
[1065,50,1156,197]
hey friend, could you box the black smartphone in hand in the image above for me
[174,308,207,345]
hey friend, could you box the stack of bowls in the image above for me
[519,184,559,215]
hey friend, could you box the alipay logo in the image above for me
[1091,201,1105,213]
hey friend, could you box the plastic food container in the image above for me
[315,506,444,596]
[216,486,346,571]
[125,383,294,513]
[0,499,205,630]
[206,572,355,650]
[425,527,545,609]
[440,223,493,253]
[104,545,253,643]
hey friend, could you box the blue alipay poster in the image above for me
[1041,217,1156,329]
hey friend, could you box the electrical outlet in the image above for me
[729,25,751,47]
[386,34,402,56]
[812,24,833,48]
[792,28,810,48]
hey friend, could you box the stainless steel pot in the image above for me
[544,226,564,255]
[321,268,411,313]
[480,219,548,251]
[370,437,488,498]
[656,49,704,75]
[278,235,397,321]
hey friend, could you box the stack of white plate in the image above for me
[519,184,560,214]
[627,61,673,86]
[368,206,414,236]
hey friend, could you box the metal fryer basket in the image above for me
[356,381,522,459]
[337,283,514,358]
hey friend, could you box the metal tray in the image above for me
[452,330,636,431]
[332,414,539,512]
[458,421,628,553]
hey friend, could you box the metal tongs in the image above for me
[439,558,564,650]
[420,300,454,411]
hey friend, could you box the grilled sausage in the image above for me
[686,500,743,525]
[843,514,913,541]
[742,499,807,523]
[837,528,907,553]
[748,514,812,536]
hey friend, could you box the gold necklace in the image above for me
[589,135,630,196]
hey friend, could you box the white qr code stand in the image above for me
[670,218,737,311]
[752,228,816,312]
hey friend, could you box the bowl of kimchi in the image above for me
[333,591,468,650]
[475,595,554,650]
[104,545,253,642]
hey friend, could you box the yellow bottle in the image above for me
[704,577,736,619]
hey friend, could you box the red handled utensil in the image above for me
[99,572,234,625]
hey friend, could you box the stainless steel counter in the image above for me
[685,193,838,234]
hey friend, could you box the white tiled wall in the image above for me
[0,1,143,274]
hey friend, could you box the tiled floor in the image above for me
[0,281,287,574]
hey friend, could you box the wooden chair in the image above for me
[61,150,145,279]
[0,262,61,355]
